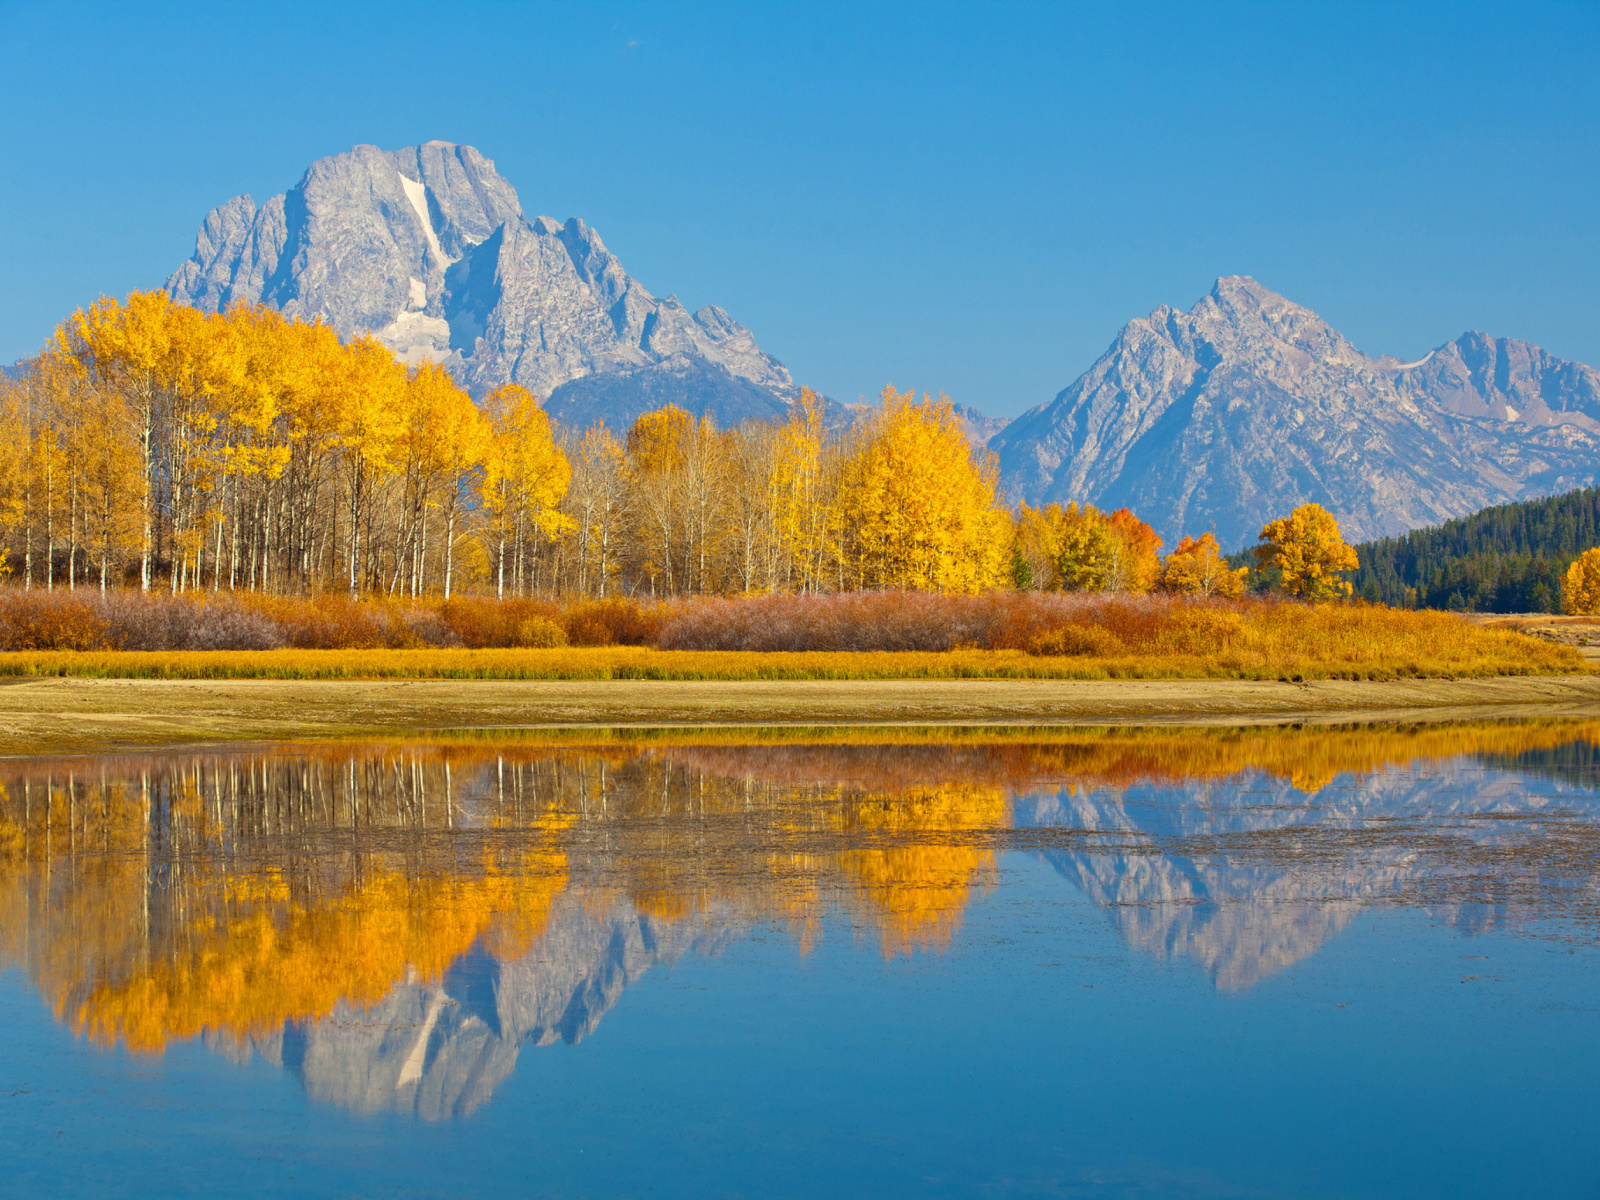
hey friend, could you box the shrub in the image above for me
[561,597,665,647]
[512,616,567,648]
[433,597,562,649]
[1028,624,1127,656]
[0,593,111,650]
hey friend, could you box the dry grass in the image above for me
[0,637,1578,684]
[0,588,1580,679]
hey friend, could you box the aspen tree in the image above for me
[329,336,406,595]
[836,387,1007,594]
[1158,533,1248,598]
[1561,548,1600,615]
[774,388,835,592]
[624,405,692,595]
[56,291,172,590]
[1255,503,1359,600]
[481,385,572,598]
[565,424,628,597]
[0,377,29,577]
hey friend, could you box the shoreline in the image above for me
[8,673,1600,755]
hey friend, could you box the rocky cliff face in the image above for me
[167,142,799,430]
[991,276,1600,547]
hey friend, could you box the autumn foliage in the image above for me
[1254,502,1360,599]
[0,587,1577,680]
[0,290,1460,624]
[1560,547,1600,615]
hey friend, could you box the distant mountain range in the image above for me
[992,276,1600,547]
[164,146,1600,545]
[167,141,802,432]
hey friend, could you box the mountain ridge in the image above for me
[990,276,1600,547]
[167,141,803,430]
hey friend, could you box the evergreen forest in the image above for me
[1347,487,1600,612]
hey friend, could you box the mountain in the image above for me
[991,276,1600,548]
[167,141,800,430]
[952,402,1008,450]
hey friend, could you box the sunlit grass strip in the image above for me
[0,639,1582,681]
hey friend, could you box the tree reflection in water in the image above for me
[0,721,1597,1117]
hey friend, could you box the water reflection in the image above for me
[2,722,1597,1119]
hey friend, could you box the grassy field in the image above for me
[0,626,1582,683]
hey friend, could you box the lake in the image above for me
[1,723,1597,1198]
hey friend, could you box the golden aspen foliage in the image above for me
[564,423,629,597]
[1159,532,1249,598]
[1012,502,1161,593]
[0,378,30,567]
[1560,547,1600,614]
[63,379,142,590]
[481,384,573,598]
[330,335,408,593]
[625,404,694,593]
[391,363,486,597]
[1254,503,1359,600]
[773,387,836,592]
[836,386,1008,594]
[1104,509,1163,592]
[20,287,1265,605]
[54,291,177,588]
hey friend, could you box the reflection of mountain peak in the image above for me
[215,897,737,1120]
[1025,760,1598,990]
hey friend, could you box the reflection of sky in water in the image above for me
[1,727,1598,1198]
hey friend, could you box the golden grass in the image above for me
[0,620,1580,682]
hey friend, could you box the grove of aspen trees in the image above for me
[0,291,1256,601]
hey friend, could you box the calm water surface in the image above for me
[1,723,1597,1199]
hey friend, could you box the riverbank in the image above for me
[7,673,1600,755]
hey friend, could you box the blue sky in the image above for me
[1,0,1596,417]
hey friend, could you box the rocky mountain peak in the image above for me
[991,279,1600,547]
[167,142,800,430]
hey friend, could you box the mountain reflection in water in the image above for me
[1,722,1597,1120]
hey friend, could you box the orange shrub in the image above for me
[0,593,112,650]
[433,597,563,648]
[561,597,668,646]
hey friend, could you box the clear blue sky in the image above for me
[2,0,1597,417]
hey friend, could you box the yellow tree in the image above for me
[1012,503,1064,589]
[1254,503,1359,599]
[0,376,29,576]
[773,387,836,592]
[679,414,726,594]
[330,335,407,594]
[390,363,486,596]
[1561,548,1600,615]
[66,380,142,590]
[54,290,176,590]
[249,308,344,591]
[17,357,72,589]
[721,420,781,593]
[160,304,248,592]
[625,405,693,594]
[433,383,491,600]
[1158,532,1249,598]
[1053,505,1116,591]
[481,384,572,598]
[210,304,300,592]
[564,424,629,596]
[836,386,1008,594]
